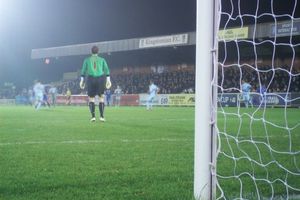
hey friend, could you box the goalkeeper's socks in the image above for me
[89,102,95,118]
[99,102,105,118]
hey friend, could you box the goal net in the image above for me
[216,0,300,199]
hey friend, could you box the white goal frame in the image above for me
[194,0,219,199]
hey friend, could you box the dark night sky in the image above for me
[0,0,196,87]
[0,0,298,88]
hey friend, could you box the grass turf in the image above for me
[217,107,300,199]
[0,106,299,199]
[0,106,194,200]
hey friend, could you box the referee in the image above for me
[80,46,111,122]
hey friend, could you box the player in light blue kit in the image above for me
[49,85,57,107]
[147,80,159,110]
[241,80,252,108]
[114,85,122,107]
[33,80,45,110]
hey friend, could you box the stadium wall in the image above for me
[0,99,15,105]
[5,93,300,107]
[47,93,300,107]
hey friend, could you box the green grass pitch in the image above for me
[0,106,299,199]
[217,107,300,199]
[0,106,194,200]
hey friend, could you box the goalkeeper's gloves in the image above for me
[79,77,85,89]
[106,76,112,89]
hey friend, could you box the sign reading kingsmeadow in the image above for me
[139,34,188,49]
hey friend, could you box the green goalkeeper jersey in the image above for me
[81,54,110,77]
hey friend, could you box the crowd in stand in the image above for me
[0,89,16,99]
[1,60,300,99]
[54,64,195,95]
[55,62,299,96]
[112,70,195,94]
[219,62,300,93]
[56,80,81,95]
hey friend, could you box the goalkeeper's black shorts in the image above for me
[87,76,105,97]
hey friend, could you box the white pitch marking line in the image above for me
[0,138,193,146]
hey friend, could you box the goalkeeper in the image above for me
[80,46,111,122]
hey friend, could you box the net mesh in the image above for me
[216,0,300,199]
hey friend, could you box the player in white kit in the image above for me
[33,80,45,110]
[147,80,159,110]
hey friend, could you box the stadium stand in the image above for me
[219,58,300,93]
[2,56,299,103]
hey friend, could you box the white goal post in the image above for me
[194,0,219,199]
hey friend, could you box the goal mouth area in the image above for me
[195,0,300,199]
